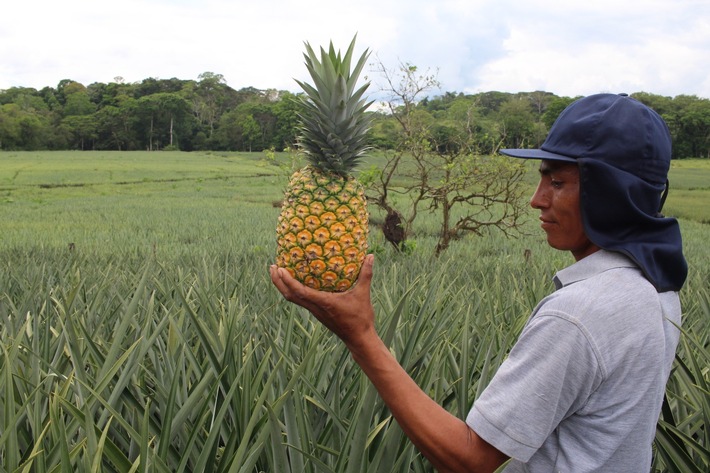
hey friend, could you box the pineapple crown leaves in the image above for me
[295,35,374,177]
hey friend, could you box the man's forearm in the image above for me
[346,331,507,473]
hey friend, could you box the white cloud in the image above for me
[0,0,708,98]
[471,1,710,97]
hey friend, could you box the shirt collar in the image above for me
[553,249,638,290]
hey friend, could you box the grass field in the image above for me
[0,151,708,472]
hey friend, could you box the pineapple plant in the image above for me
[275,36,373,292]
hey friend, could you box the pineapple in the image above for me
[275,36,373,292]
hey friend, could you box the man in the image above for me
[270,93,687,472]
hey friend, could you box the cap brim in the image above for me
[500,148,578,163]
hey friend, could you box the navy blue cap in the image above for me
[501,93,687,292]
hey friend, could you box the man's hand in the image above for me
[269,254,377,349]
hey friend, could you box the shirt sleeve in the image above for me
[466,310,603,462]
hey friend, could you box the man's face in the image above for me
[530,160,599,261]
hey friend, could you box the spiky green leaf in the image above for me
[295,35,373,176]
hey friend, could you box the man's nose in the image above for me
[530,183,548,209]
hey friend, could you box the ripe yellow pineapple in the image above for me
[275,36,373,292]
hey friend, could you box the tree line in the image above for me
[1,72,708,158]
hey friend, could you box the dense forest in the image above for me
[1,72,708,158]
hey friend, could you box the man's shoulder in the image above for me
[544,266,657,315]
[552,250,662,303]
[554,250,640,287]
[534,259,679,352]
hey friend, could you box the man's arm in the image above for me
[269,255,509,473]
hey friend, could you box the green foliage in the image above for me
[2,73,708,159]
[498,98,537,148]
[0,77,298,153]
[0,152,708,471]
[390,88,710,160]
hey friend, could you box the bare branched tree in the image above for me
[365,58,529,254]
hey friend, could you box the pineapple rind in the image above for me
[276,166,368,292]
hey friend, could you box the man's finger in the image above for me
[269,265,303,302]
[270,265,325,309]
[358,254,375,285]
[269,265,288,293]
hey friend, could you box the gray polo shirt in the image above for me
[467,250,681,472]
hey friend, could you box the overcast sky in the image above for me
[2,0,709,100]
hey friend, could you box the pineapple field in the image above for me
[0,150,708,472]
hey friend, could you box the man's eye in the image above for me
[551,180,563,188]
